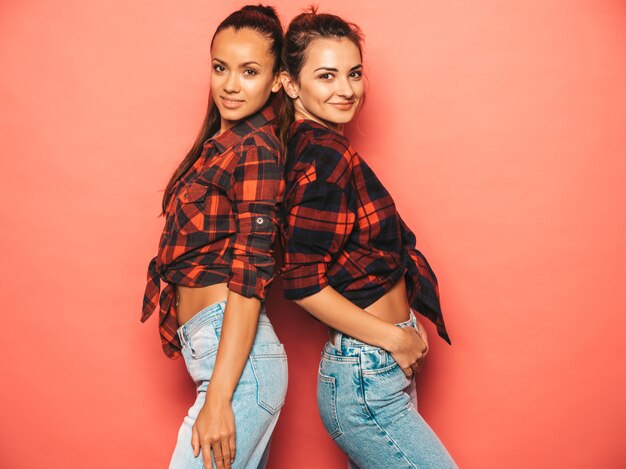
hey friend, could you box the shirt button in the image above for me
[256,217,264,224]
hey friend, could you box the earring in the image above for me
[290,93,297,98]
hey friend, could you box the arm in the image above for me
[192,292,259,469]
[193,144,282,469]
[413,315,429,373]
[294,285,427,375]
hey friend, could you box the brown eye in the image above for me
[243,68,258,76]
[213,64,225,73]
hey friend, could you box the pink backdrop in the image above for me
[1,1,625,467]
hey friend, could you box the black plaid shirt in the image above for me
[280,119,450,343]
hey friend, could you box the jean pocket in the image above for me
[253,318,281,345]
[250,343,288,415]
[317,369,342,440]
[360,352,412,421]
[186,322,219,359]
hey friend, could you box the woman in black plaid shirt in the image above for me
[279,8,456,468]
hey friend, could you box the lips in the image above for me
[220,97,245,110]
[329,101,355,111]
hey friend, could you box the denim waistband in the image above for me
[328,310,417,353]
[176,299,268,346]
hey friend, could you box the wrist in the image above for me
[206,382,234,403]
[381,324,403,353]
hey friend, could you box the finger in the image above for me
[221,437,232,468]
[417,331,428,350]
[415,321,429,347]
[410,326,426,349]
[416,331,428,355]
[229,435,236,465]
[191,426,200,458]
[211,439,223,468]
[401,366,413,378]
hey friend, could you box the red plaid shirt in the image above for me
[280,119,450,343]
[142,106,284,358]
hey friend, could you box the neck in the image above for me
[219,118,236,134]
[293,109,343,135]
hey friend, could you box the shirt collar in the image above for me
[209,105,275,154]
[289,118,342,139]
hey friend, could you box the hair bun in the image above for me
[241,4,280,22]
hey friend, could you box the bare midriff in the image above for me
[176,277,409,327]
[363,276,411,324]
[176,283,230,326]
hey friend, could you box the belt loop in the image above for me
[409,309,418,331]
[329,328,342,352]
[178,327,188,347]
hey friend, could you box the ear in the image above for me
[280,71,299,98]
[271,72,282,93]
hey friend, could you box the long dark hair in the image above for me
[278,6,363,149]
[161,5,283,214]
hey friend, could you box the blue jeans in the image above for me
[169,300,288,469]
[318,313,457,469]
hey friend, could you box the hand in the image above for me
[389,326,427,378]
[413,318,429,374]
[191,389,236,469]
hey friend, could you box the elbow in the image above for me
[281,268,329,306]
[229,256,275,302]
[292,296,308,308]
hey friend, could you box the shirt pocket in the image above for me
[296,165,317,186]
[174,182,209,236]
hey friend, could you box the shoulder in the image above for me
[289,121,356,184]
[237,123,282,163]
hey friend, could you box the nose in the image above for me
[224,72,240,94]
[336,77,355,100]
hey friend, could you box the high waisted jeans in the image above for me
[318,312,457,469]
[169,300,288,469]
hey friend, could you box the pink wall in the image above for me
[1,1,625,467]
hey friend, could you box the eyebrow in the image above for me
[212,58,262,67]
[313,64,363,73]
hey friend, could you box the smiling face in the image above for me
[210,27,281,132]
[282,37,364,133]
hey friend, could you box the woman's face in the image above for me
[210,27,280,132]
[284,37,364,133]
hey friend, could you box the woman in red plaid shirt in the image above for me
[279,8,457,468]
[142,6,287,469]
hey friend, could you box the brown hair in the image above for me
[161,5,283,214]
[278,6,363,149]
